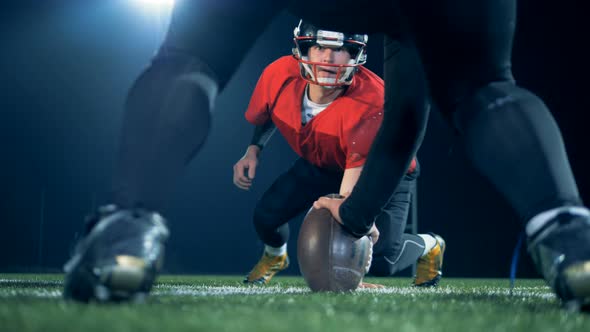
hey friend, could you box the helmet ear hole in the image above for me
[344,45,361,58]
[298,41,314,57]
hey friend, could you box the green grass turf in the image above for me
[1,274,589,332]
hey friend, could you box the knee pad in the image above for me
[149,47,220,110]
[451,80,539,134]
[449,80,580,219]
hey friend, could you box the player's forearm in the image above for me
[339,109,427,237]
[244,145,261,158]
[339,136,416,237]
[250,120,277,151]
[339,166,363,195]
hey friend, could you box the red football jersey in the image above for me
[246,56,416,172]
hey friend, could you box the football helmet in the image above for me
[292,19,368,86]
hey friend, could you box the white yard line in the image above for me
[0,278,554,300]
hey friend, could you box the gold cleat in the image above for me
[244,252,289,285]
[414,234,445,287]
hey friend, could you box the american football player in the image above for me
[234,20,443,287]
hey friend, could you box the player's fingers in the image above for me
[235,182,251,190]
[233,172,252,189]
[238,175,252,184]
[313,197,338,212]
[358,282,385,289]
[234,164,251,182]
[247,162,257,179]
[313,197,343,224]
[233,163,246,182]
[368,225,380,244]
[369,233,379,245]
[235,177,252,189]
[313,197,330,209]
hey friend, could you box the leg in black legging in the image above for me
[404,0,582,221]
[370,173,425,276]
[254,158,341,247]
[340,37,430,236]
[111,0,286,211]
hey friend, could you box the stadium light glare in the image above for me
[128,0,175,37]
[132,0,175,10]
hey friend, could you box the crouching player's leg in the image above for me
[369,167,446,287]
[244,159,342,284]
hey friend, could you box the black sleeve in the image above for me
[339,37,430,237]
[250,120,277,150]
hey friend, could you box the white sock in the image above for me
[264,243,287,256]
[418,234,437,257]
[526,206,590,237]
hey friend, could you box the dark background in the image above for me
[0,0,587,279]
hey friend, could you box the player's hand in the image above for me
[368,223,379,245]
[313,192,348,224]
[313,193,379,244]
[358,281,385,289]
[233,146,260,190]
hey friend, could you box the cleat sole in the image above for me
[63,208,168,303]
[66,259,150,303]
[414,274,442,288]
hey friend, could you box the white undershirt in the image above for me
[302,88,331,124]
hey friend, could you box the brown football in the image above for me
[297,206,372,292]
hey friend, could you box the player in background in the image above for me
[234,20,443,287]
